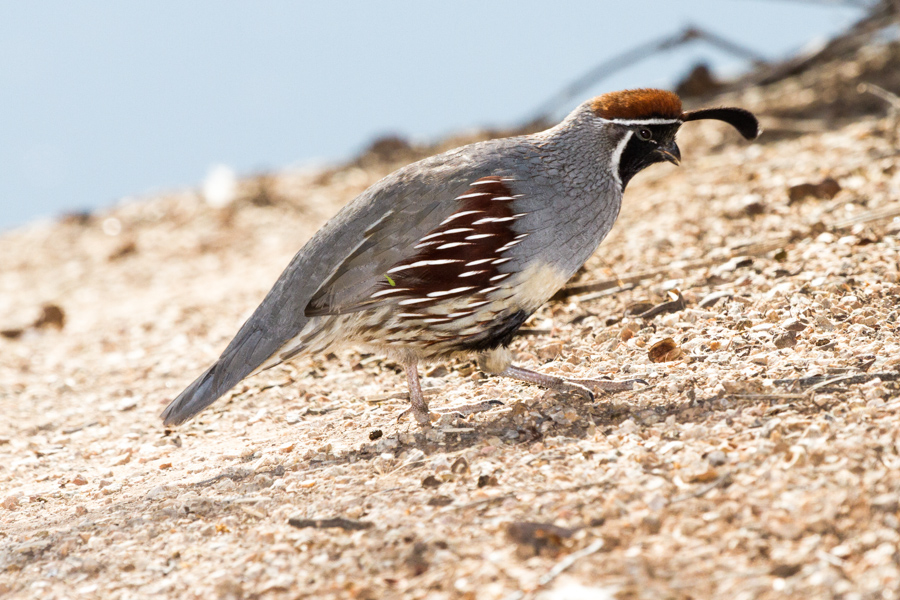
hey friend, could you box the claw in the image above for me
[397,406,433,426]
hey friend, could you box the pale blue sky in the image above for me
[0,1,862,230]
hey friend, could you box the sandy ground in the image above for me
[3,50,900,598]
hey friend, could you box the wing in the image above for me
[305,145,528,317]
[304,170,528,317]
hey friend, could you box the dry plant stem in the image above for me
[832,203,900,229]
[858,82,900,109]
[287,517,372,531]
[636,289,686,319]
[445,481,613,513]
[502,539,606,600]
[859,82,900,145]
[577,282,637,302]
[670,473,733,504]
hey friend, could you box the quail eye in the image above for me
[637,128,653,141]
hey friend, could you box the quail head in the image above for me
[161,88,759,428]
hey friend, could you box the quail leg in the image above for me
[404,360,432,426]
[398,361,504,425]
[499,365,644,401]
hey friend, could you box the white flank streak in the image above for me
[440,210,482,225]
[479,287,499,294]
[418,233,444,242]
[387,259,463,274]
[423,318,451,323]
[426,286,475,298]
[490,273,511,282]
[459,270,488,278]
[399,298,430,305]
[419,227,472,242]
[464,233,495,240]
[414,240,440,249]
[436,241,473,250]
[515,233,529,239]
[468,300,491,307]
[497,240,522,252]
[609,129,634,190]
[491,196,515,201]
[474,214,525,224]
[370,287,409,298]
[470,180,498,186]
[465,258,493,266]
[603,117,682,125]
[501,177,516,181]
[398,313,426,318]
[447,311,475,318]
[455,192,490,200]
[491,258,512,265]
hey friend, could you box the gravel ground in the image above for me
[3,49,900,598]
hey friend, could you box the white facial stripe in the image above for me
[608,130,633,190]
[602,117,682,126]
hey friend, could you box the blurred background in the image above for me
[0,1,877,231]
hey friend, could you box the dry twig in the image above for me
[502,539,606,600]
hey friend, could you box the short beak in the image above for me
[655,141,681,166]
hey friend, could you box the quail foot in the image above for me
[161,88,759,428]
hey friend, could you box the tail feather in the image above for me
[161,328,272,425]
[160,227,335,425]
[160,176,388,426]
[160,363,218,426]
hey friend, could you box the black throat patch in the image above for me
[617,123,681,189]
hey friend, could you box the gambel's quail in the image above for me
[162,88,759,427]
